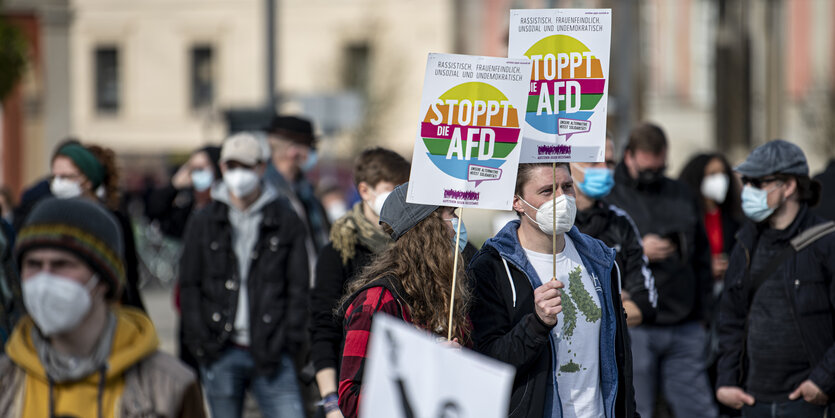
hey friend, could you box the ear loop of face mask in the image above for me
[516,195,547,229]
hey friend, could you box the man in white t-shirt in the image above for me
[468,163,638,418]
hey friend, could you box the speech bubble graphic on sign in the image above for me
[558,118,592,141]
[468,165,503,186]
[510,9,611,163]
[407,54,531,210]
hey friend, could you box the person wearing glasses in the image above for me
[716,140,835,417]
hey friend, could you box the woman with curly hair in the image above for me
[50,142,145,311]
[336,182,472,418]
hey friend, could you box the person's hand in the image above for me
[643,234,676,262]
[440,338,461,349]
[712,254,729,279]
[171,164,193,190]
[789,380,829,405]
[716,386,755,409]
[534,280,564,326]
[622,299,642,327]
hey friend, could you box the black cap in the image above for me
[267,115,316,148]
[735,139,809,178]
[379,182,439,241]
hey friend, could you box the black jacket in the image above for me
[309,241,478,373]
[309,242,375,373]
[716,205,835,397]
[467,224,637,418]
[605,162,713,325]
[180,198,309,374]
[576,200,658,325]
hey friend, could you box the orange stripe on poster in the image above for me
[422,105,520,127]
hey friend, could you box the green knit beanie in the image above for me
[56,144,106,189]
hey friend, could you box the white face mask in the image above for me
[701,173,730,205]
[370,190,392,216]
[23,272,98,336]
[326,201,348,223]
[224,168,260,198]
[518,194,577,235]
[51,177,83,199]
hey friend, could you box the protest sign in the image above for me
[407,53,532,211]
[360,314,515,418]
[509,9,611,162]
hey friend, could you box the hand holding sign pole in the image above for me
[407,53,532,339]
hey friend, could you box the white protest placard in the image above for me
[509,9,612,162]
[360,314,515,418]
[407,53,532,210]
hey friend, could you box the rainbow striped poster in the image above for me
[509,9,611,163]
[407,53,532,210]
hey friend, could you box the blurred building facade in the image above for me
[1,0,833,197]
[1,0,455,193]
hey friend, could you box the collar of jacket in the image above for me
[735,204,812,253]
[484,219,616,278]
[575,200,612,237]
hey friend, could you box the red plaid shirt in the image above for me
[338,286,411,418]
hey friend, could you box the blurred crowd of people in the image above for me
[0,115,833,418]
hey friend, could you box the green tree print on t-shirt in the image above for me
[568,266,601,323]
[558,266,602,374]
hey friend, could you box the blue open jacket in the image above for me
[467,220,638,418]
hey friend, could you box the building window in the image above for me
[191,45,214,109]
[94,46,119,113]
[343,43,370,93]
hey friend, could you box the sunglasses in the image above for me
[741,176,783,189]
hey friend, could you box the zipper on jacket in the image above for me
[782,258,814,367]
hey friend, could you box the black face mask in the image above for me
[636,167,665,186]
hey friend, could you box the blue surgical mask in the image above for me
[191,169,215,192]
[741,185,779,222]
[301,150,318,173]
[448,217,468,252]
[575,166,615,199]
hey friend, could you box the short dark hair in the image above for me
[626,123,668,154]
[514,163,571,197]
[353,147,410,189]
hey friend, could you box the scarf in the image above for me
[330,202,392,265]
[32,311,117,383]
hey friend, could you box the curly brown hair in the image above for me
[85,144,121,211]
[342,209,472,343]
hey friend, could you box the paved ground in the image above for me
[142,286,178,356]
